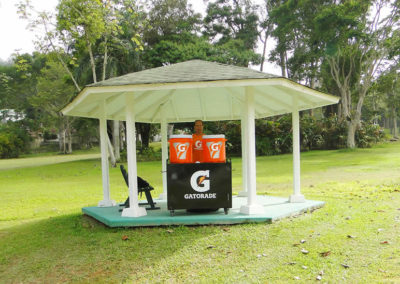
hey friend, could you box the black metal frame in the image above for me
[119,165,160,210]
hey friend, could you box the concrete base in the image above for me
[121,206,147,217]
[83,195,325,227]
[158,192,168,200]
[98,199,116,207]
[289,194,306,203]
[240,203,265,215]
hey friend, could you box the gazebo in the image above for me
[61,60,339,221]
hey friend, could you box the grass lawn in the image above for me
[0,142,399,283]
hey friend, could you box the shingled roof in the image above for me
[89,60,280,87]
[62,59,338,123]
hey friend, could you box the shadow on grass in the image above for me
[0,213,218,282]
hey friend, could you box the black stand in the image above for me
[167,161,232,215]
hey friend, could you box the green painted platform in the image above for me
[82,195,325,227]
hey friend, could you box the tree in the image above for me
[30,60,76,153]
[143,0,203,67]
[376,67,400,137]
[203,0,261,67]
[258,0,275,72]
[18,0,146,159]
[268,0,399,148]
[320,0,399,147]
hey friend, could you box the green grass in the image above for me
[1,142,400,283]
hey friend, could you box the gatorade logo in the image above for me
[194,139,202,150]
[207,142,222,159]
[173,142,189,160]
[190,170,210,192]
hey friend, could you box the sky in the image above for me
[0,0,280,74]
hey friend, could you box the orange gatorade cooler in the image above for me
[192,133,204,163]
[203,135,226,163]
[169,135,193,163]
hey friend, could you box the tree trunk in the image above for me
[141,124,151,149]
[347,121,357,148]
[106,135,116,167]
[280,50,286,77]
[87,38,97,83]
[102,38,108,81]
[66,118,72,154]
[113,120,120,160]
[392,107,398,138]
[120,122,125,151]
[168,124,174,136]
[58,129,63,153]
[68,129,72,153]
[260,26,271,72]
[309,76,315,116]
[63,129,67,154]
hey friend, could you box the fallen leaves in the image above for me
[207,245,215,249]
[319,251,331,257]
[341,263,350,269]
[347,235,356,239]
[380,241,389,244]
[121,235,129,241]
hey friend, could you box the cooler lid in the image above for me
[203,135,225,139]
[169,134,193,139]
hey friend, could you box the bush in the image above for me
[213,114,384,157]
[119,115,385,161]
[356,122,385,148]
[120,146,162,162]
[0,122,31,158]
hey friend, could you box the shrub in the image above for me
[356,122,385,148]
[120,146,162,162]
[0,122,31,158]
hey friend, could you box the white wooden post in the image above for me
[289,99,305,203]
[159,106,168,200]
[238,108,248,197]
[121,94,147,217]
[240,87,264,215]
[98,100,116,207]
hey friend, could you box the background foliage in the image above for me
[0,0,398,158]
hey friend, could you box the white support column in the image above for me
[289,100,305,203]
[98,100,116,207]
[121,94,147,217]
[238,110,248,197]
[240,87,264,215]
[159,106,168,200]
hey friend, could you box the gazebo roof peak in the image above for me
[89,60,280,87]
